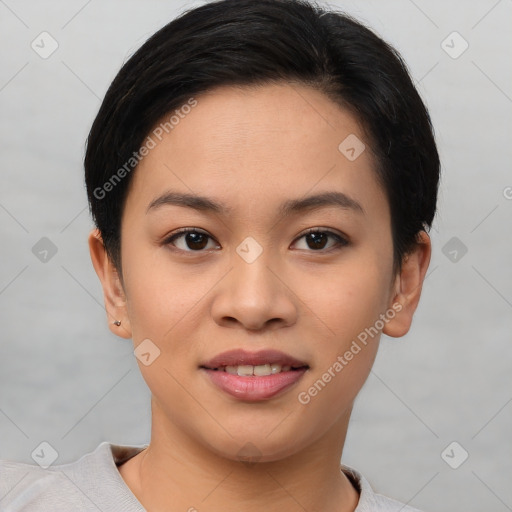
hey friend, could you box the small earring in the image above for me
[113,320,121,326]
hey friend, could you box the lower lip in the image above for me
[201,368,308,401]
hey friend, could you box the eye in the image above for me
[292,228,348,252]
[164,228,219,252]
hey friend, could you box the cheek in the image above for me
[295,255,393,345]
[121,238,197,336]
[123,229,393,352]
[122,248,205,415]
[290,261,390,431]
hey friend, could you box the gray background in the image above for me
[1,1,511,511]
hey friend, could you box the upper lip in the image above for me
[200,349,309,369]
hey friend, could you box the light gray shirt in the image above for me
[0,442,423,511]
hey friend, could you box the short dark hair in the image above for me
[84,0,440,272]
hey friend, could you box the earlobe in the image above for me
[383,231,432,338]
[88,229,132,339]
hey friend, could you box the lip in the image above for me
[201,349,308,369]
[200,349,309,402]
[201,368,308,401]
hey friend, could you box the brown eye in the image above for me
[293,229,348,252]
[165,229,219,251]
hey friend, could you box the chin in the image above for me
[193,417,317,465]
[206,436,304,464]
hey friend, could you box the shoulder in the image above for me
[0,457,79,510]
[0,442,146,512]
[341,464,425,512]
[372,493,424,512]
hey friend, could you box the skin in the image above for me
[89,82,431,512]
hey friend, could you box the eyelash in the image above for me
[163,227,349,253]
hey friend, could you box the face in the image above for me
[93,83,416,462]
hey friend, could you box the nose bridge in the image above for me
[211,236,297,330]
[232,235,280,304]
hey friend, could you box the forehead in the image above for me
[124,82,388,222]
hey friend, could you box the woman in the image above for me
[0,0,439,510]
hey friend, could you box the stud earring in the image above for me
[113,320,121,326]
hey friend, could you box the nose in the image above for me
[211,247,298,332]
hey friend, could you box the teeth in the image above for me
[254,364,272,376]
[237,365,254,377]
[219,363,294,376]
[270,363,281,374]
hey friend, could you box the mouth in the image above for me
[200,348,309,370]
[199,349,310,401]
[203,363,307,376]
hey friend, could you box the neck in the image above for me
[119,398,359,512]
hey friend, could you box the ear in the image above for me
[88,228,132,339]
[383,230,431,338]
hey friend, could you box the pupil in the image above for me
[308,232,326,250]
[187,233,207,250]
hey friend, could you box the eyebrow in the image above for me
[146,190,364,216]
